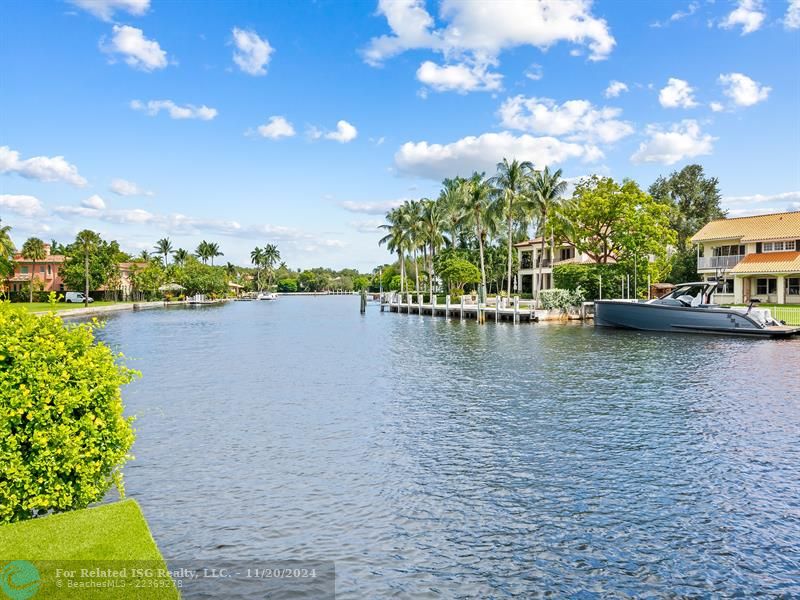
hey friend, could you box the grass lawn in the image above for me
[13,301,131,313]
[0,500,179,599]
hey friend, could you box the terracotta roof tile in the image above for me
[729,251,800,274]
[691,211,800,243]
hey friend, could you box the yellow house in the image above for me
[691,211,800,305]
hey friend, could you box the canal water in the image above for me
[93,297,800,598]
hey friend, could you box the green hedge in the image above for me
[552,263,626,301]
[0,302,138,523]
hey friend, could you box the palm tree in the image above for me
[153,237,173,267]
[172,248,189,266]
[530,166,568,303]
[419,198,450,293]
[403,200,423,291]
[262,244,280,287]
[225,262,237,278]
[195,241,210,264]
[439,176,466,249]
[137,249,150,262]
[207,242,223,266]
[0,220,15,258]
[21,237,46,302]
[75,230,101,307]
[460,172,494,301]
[250,247,264,290]
[379,207,411,295]
[490,158,535,298]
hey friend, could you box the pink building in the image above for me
[5,244,66,293]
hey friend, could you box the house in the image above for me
[5,244,66,293]
[118,262,148,300]
[515,237,598,294]
[691,211,800,305]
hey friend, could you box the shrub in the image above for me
[539,287,586,311]
[0,302,138,523]
[449,287,464,301]
[553,263,625,301]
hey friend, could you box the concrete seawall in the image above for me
[33,301,165,318]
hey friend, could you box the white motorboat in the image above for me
[257,292,278,301]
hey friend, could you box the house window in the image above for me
[715,279,734,294]
[39,266,46,273]
[521,251,532,269]
[559,247,575,261]
[756,278,777,295]
[788,278,800,295]
[762,241,795,252]
[47,265,52,275]
[713,245,745,256]
[20,266,28,274]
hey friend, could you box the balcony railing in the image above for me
[698,255,743,270]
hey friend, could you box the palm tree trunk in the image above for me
[398,250,404,295]
[429,244,434,295]
[29,260,35,303]
[506,214,513,298]
[536,211,547,305]
[413,248,419,291]
[477,224,487,301]
[84,250,89,308]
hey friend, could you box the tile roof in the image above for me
[12,254,66,263]
[729,251,800,274]
[691,211,800,243]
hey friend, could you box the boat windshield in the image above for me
[662,284,707,300]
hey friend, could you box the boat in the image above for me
[257,292,278,301]
[594,281,800,338]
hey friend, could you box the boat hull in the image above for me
[594,301,800,338]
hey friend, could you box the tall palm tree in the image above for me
[419,198,450,293]
[137,249,150,262]
[403,200,423,291]
[530,166,568,303]
[172,248,189,266]
[262,244,280,287]
[490,158,535,297]
[379,207,411,295]
[75,230,101,307]
[153,237,173,267]
[225,262,237,278]
[439,176,466,249]
[250,247,264,290]
[207,242,223,266]
[0,220,15,258]
[21,237,46,303]
[459,172,494,301]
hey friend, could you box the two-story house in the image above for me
[691,211,800,305]
[5,244,66,293]
[515,237,597,294]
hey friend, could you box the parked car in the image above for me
[64,292,93,303]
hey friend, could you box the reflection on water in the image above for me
[93,298,800,597]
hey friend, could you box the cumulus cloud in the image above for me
[710,101,725,112]
[719,0,765,34]
[0,194,45,217]
[658,78,698,108]
[350,219,386,233]
[363,0,614,93]
[110,178,153,197]
[70,0,149,21]
[395,131,601,180]
[718,72,770,106]
[130,99,218,120]
[0,145,87,187]
[340,200,406,215]
[416,60,502,93]
[254,116,296,139]
[723,190,800,206]
[323,120,358,143]
[81,194,106,210]
[525,63,543,81]
[787,0,800,28]
[651,1,699,27]
[232,27,273,76]
[498,96,634,143]
[101,25,168,71]
[631,120,715,165]
[604,80,628,98]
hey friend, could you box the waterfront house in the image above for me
[515,238,598,294]
[118,261,148,300]
[4,244,65,293]
[691,211,800,304]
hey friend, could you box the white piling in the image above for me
[445,295,450,319]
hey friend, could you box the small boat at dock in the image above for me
[595,281,800,338]
[257,292,278,301]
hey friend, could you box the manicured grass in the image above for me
[13,301,130,313]
[0,500,179,599]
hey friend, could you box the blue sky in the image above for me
[1,0,799,270]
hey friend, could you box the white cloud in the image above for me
[416,60,502,93]
[719,0,765,34]
[498,96,634,143]
[658,78,698,108]
[631,119,715,165]
[722,191,800,205]
[525,63,543,81]
[0,145,87,187]
[340,200,406,215]
[324,120,358,143]
[70,0,149,21]
[350,219,387,233]
[710,101,725,112]
[82,194,106,210]
[0,194,45,217]
[110,178,153,197]
[395,131,602,180]
[101,25,168,71]
[363,0,615,93]
[718,72,770,106]
[604,80,628,98]
[232,27,273,76]
[651,2,699,27]
[786,0,800,28]
[130,99,218,120]
[255,116,296,139]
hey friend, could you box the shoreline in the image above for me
[33,301,166,318]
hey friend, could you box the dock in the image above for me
[381,292,537,324]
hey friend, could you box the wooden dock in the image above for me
[380,293,537,324]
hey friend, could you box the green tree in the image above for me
[62,231,114,307]
[176,258,227,296]
[0,220,15,258]
[21,237,47,303]
[153,237,173,267]
[490,158,535,298]
[530,166,567,303]
[207,242,223,266]
[379,208,412,296]
[0,303,137,523]
[459,172,495,300]
[172,248,189,266]
[437,255,481,292]
[262,244,280,287]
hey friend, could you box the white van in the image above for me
[65,292,94,303]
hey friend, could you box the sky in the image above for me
[1,0,799,270]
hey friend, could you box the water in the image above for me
[90,297,800,598]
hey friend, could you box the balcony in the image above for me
[697,255,743,270]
